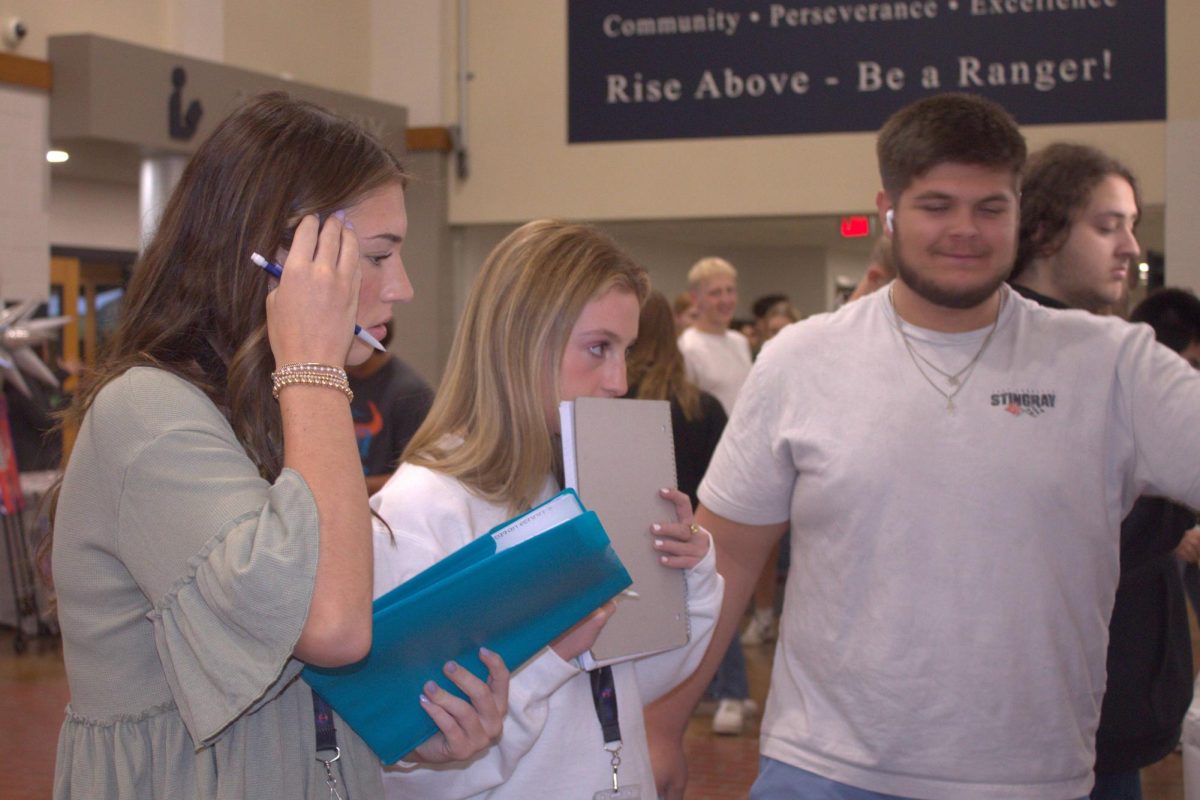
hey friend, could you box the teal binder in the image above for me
[302,489,632,764]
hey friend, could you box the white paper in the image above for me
[490,491,583,552]
[559,400,578,491]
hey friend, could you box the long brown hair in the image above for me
[627,290,701,420]
[35,92,406,587]
[404,220,649,515]
[59,92,405,483]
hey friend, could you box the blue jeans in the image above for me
[750,757,917,799]
[1090,770,1141,800]
[750,756,1089,800]
[706,635,749,700]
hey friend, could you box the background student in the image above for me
[627,290,728,508]
[346,322,435,493]
[1012,142,1186,800]
[677,256,756,736]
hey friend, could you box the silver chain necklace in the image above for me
[889,286,1005,413]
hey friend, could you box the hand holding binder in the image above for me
[407,645,509,764]
[302,489,631,764]
[548,597,618,662]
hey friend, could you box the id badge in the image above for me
[592,786,641,800]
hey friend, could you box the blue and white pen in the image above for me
[250,252,386,352]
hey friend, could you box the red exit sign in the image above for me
[840,215,871,238]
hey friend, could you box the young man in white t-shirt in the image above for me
[677,257,753,416]
[675,256,757,735]
[646,93,1200,800]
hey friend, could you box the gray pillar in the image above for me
[1166,120,1200,292]
[138,154,189,252]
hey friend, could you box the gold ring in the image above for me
[689,523,700,536]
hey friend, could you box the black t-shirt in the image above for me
[627,383,727,509]
[4,378,67,472]
[347,356,434,477]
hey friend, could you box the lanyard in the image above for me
[589,666,622,746]
[312,690,339,751]
[312,689,345,799]
[590,665,628,794]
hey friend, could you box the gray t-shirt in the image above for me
[700,286,1200,799]
[52,367,383,799]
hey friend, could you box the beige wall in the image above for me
[1165,1,1200,291]
[446,1,1178,227]
[0,85,50,299]
[2,0,168,59]
[370,0,448,126]
[4,0,373,94]
[49,178,139,252]
[1167,1,1200,119]
[224,0,371,94]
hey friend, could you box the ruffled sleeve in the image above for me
[145,469,319,746]
[104,370,323,747]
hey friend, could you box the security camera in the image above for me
[3,18,28,48]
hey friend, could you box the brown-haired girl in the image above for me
[51,92,507,799]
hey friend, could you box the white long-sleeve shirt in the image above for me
[370,464,723,799]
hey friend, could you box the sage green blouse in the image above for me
[52,367,383,799]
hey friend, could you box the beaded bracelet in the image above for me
[271,362,354,402]
[273,363,347,379]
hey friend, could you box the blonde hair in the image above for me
[687,256,737,291]
[628,291,702,421]
[404,220,650,514]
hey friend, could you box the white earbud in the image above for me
[885,208,894,233]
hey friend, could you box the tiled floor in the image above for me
[0,625,1191,800]
[1,630,68,800]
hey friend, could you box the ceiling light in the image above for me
[46,150,69,163]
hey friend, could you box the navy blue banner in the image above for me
[568,1,1165,143]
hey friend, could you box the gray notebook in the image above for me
[560,397,689,668]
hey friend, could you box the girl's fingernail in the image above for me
[660,555,669,564]
[652,523,662,532]
[479,646,495,658]
[445,661,459,674]
[344,219,355,230]
[333,209,347,221]
[419,693,430,705]
[424,681,438,695]
[654,539,664,548]
[659,488,671,495]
